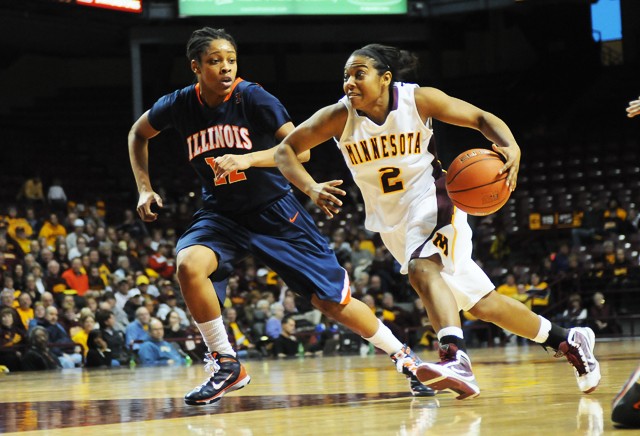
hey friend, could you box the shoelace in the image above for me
[196,353,221,388]
[393,348,421,374]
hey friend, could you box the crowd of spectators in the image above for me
[1,170,639,371]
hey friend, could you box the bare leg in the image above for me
[311,294,379,337]
[468,290,540,339]
[408,256,461,332]
[176,245,221,322]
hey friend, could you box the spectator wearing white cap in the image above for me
[66,218,89,251]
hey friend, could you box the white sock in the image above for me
[437,326,464,341]
[196,317,236,357]
[363,319,404,355]
[532,315,552,343]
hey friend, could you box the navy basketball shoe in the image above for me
[555,327,601,393]
[611,364,640,428]
[184,352,251,406]
[415,343,480,400]
[391,345,436,397]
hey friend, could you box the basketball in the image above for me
[445,148,511,216]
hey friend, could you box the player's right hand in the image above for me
[137,191,164,222]
[308,180,345,219]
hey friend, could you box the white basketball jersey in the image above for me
[337,82,435,232]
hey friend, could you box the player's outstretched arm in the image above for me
[627,96,640,118]
[275,104,347,218]
[416,87,521,191]
[213,122,311,180]
[128,111,164,222]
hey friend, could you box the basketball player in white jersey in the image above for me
[273,43,600,399]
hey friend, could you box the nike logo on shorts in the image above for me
[289,212,299,223]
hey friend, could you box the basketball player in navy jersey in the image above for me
[128,28,434,406]
[273,43,600,399]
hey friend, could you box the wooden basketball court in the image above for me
[1,339,638,435]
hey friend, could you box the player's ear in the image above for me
[382,71,392,86]
[191,59,200,74]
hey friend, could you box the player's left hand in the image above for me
[214,154,251,180]
[308,180,346,219]
[493,143,520,191]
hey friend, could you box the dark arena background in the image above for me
[1,0,639,434]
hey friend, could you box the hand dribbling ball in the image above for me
[445,148,511,216]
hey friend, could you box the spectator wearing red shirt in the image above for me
[148,243,176,279]
[61,257,89,296]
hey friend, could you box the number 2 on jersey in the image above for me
[379,167,404,193]
[204,157,247,186]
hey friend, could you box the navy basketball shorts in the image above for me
[176,191,351,306]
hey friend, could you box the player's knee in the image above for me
[407,259,440,292]
[176,249,217,281]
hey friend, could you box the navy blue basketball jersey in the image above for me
[148,79,292,214]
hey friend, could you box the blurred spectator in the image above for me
[5,205,33,245]
[21,326,62,370]
[557,293,588,328]
[366,273,386,304]
[71,313,96,357]
[15,292,34,331]
[28,302,46,330]
[101,291,129,331]
[329,228,352,265]
[156,290,189,328]
[68,236,89,261]
[148,243,176,280]
[251,299,271,337]
[61,257,89,297]
[496,273,527,303]
[524,273,550,313]
[125,306,151,351]
[96,309,129,366]
[0,307,25,371]
[85,330,113,368]
[40,291,55,309]
[224,307,259,359]
[87,265,106,291]
[124,288,144,322]
[571,199,604,250]
[23,273,40,302]
[44,260,67,297]
[58,298,80,335]
[550,243,571,278]
[118,209,148,241]
[163,310,199,361]
[66,219,89,251]
[602,197,627,236]
[46,178,67,212]
[589,292,621,335]
[138,318,183,366]
[17,176,45,205]
[113,277,131,310]
[43,306,83,368]
[611,248,635,288]
[272,315,301,358]
[265,302,285,340]
[380,292,411,330]
[38,213,67,251]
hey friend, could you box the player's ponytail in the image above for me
[352,44,419,83]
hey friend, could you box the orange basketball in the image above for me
[445,148,511,216]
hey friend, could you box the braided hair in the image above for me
[351,44,419,83]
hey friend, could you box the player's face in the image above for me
[194,39,238,100]
[343,55,390,112]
